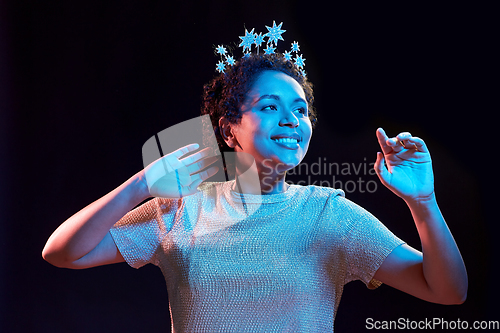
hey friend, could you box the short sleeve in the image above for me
[334,196,405,289]
[109,197,180,269]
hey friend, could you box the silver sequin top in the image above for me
[110,180,404,332]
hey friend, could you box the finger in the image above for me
[374,152,391,184]
[393,131,429,153]
[396,132,412,141]
[178,164,219,197]
[172,143,200,157]
[386,137,405,153]
[395,132,413,149]
[165,143,201,170]
[376,128,393,155]
[186,155,220,175]
[180,147,214,166]
[402,136,429,153]
[189,165,219,183]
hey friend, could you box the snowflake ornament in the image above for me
[226,55,236,66]
[283,50,292,61]
[216,60,226,73]
[214,21,308,77]
[239,28,255,53]
[216,45,227,56]
[264,21,286,46]
[254,32,265,49]
[264,45,276,54]
[294,54,306,68]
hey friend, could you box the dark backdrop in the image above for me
[1,1,496,332]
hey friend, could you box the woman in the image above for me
[42,53,467,332]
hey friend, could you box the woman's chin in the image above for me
[263,159,301,175]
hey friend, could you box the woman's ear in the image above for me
[219,117,238,148]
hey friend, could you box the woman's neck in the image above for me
[232,168,288,195]
[258,172,289,194]
[228,152,290,195]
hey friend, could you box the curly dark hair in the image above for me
[201,53,317,153]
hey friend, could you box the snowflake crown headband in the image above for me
[214,21,306,76]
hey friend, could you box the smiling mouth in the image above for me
[271,137,300,144]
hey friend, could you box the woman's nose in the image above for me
[279,110,299,128]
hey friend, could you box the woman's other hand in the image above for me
[143,143,219,198]
[374,128,434,203]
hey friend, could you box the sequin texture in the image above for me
[110,181,404,332]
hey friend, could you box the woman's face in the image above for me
[229,70,312,175]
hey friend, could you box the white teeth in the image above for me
[273,138,298,144]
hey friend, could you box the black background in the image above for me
[1,1,497,332]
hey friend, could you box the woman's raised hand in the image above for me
[144,143,219,198]
[374,128,434,202]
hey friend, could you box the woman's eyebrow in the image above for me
[256,94,280,103]
[255,94,307,104]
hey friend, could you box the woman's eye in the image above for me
[295,107,308,115]
[261,105,277,111]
